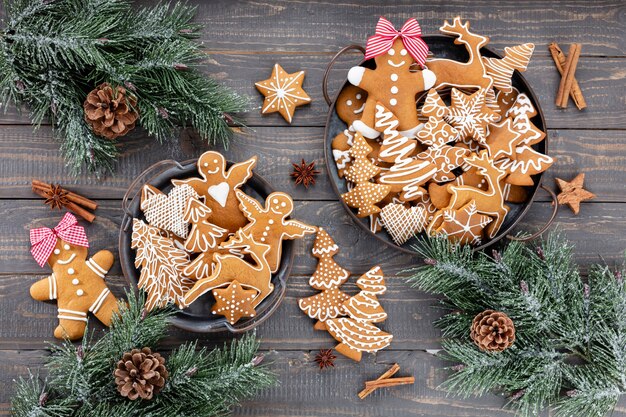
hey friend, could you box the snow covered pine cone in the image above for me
[470,310,515,352]
[84,82,138,140]
[114,347,168,400]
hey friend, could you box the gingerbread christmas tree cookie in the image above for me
[255,63,311,123]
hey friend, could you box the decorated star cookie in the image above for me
[483,43,534,93]
[380,203,427,245]
[184,230,273,309]
[255,63,311,123]
[348,20,436,139]
[237,190,317,273]
[429,200,493,245]
[482,118,523,161]
[140,184,199,239]
[131,219,193,311]
[298,228,351,328]
[341,134,391,217]
[172,151,257,234]
[444,88,499,144]
[325,266,392,362]
[29,213,120,340]
[211,280,257,325]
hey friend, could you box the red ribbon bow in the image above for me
[30,213,89,267]
[364,17,429,68]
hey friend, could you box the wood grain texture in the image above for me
[0,126,623,202]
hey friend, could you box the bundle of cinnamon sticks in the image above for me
[549,42,587,110]
[358,363,414,399]
[32,179,98,222]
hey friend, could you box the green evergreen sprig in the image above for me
[405,234,626,417]
[0,0,248,174]
[11,291,276,417]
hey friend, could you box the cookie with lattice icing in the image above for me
[211,280,257,325]
[380,203,427,245]
[140,184,198,239]
[255,63,311,123]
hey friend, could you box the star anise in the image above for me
[314,349,336,370]
[291,159,320,188]
[43,184,70,210]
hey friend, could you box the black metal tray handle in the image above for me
[506,185,559,243]
[322,44,365,106]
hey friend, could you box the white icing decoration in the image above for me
[207,182,230,207]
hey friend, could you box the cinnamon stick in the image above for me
[364,377,415,389]
[358,363,400,399]
[556,43,581,109]
[31,187,96,223]
[548,42,586,110]
[32,180,98,210]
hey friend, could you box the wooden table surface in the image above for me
[1,1,625,415]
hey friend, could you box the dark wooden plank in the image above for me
[2,349,626,417]
[0,126,623,202]
[183,0,626,57]
[0,54,624,129]
[0,200,623,277]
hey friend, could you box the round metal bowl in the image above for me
[119,159,294,333]
[323,35,557,255]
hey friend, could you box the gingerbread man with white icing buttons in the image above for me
[173,151,257,234]
[29,213,119,340]
[348,17,436,139]
[236,190,317,273]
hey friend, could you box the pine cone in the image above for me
[84,83,138,139]
[470,310,515,352]
[114,347,168,400]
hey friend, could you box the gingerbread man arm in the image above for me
[30,275,58,301]
[282,220,317,239]
[171,177,205,189]
[226,156,257,187]
[410,69,437,93]
[86,250,114,279]
[347,66,376,92]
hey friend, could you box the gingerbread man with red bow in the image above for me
[348,17,436,139]
[29,213,119,340]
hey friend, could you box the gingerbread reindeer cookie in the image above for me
[236,190,317,273]
[172,151,257,233]
[348,17,435,139]
[29,213,119,340]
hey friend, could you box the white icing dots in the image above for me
[356,93,362,99]
[67,268,75,275]
[64,244,70,250]
[54,249,60,255]
[388,49,395,56]
[76,289,84,296]
[389,98,398,106]
[346,100,352,106]
[72,278,79,285]
[390,86,398,94]
[390,74,398,81]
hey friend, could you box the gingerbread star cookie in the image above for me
[172,151,257,234]
[255,63,311,123]
[483,118,523,161]
[555,173,595,215]
[211,280,257,325]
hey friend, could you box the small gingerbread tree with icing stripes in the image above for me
[298,228,351,330]
[325,266,393,362]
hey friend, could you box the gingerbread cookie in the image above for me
[416,116,468,182]
[429,200,493,245]
[140,184,199,239]
[342,133,391,217]
[505,93,546,146]
[348,20,435,138]
[420,89,448,119]
[298,228,351,328]
[255,63,311,123]
[483,43,534,93]
[325,266,393,362]
[183,197,228,253]
[482,118,523,161]
[426,17,492,92]
[380,203,427,245]
[211,280,257,325]
[30,213,120,340]
[445,151,509,239]
[444,88,499,144]
[331,126,356,178]
[336,85,367,125]
[496,145,554,186]
[172,151,257,233]
[131,219,193,311]
[184,230,273,309]
[495,88,520,116]
[237,190,316,273]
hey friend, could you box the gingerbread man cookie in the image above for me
[29,213,119,340]
[237,190,317,273]
[348,36,435,139]
[172,151,257,234]
[336,85,367,125]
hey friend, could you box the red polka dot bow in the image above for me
[364,17,429,68]
[30,213,89,267]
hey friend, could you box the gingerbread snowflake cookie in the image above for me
[255,63,311,123]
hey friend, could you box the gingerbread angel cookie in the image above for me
[29,213,119,340]
[348,17,435,139]
[172,151,257,233]
[236,190,316,273]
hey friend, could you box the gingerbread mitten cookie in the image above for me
[172,151,257,233]
[29,213,119,340]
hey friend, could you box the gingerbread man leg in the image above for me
[54,310,88,340]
